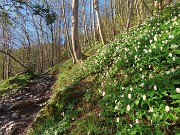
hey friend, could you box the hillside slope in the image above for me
[29,3,180,135]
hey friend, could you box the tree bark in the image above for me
[126,0,133,31]
[62,0,76,63]
[94,0,106,45]
[72,0,85,62]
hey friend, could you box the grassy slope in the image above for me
[29,3,180,135]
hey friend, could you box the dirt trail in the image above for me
[0,74,56,135]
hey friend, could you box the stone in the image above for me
[0,115,6,119]
[12,113,18,119]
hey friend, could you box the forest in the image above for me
[0,0,180,135]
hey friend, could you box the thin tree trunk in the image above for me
[0,50,29,71]
[92,0,97,41]
[94,0,106,45]
[62,0,76,63]
[142,0,153,16]
[126,0,133,31]
[50,24,54,66]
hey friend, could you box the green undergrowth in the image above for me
[29,3,180,135]
[0,73,35,98]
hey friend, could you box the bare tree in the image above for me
[94,0,106,45]
[71,0,86,63]
[62,0,76,63]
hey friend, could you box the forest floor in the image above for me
[0,74,56,135]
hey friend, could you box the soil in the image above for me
[0,74,56,135]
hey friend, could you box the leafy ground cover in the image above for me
[29,3,180,135]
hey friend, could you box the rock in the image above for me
[16,96,23,100]
[0,115,6,119]
[12,113,18,119]
[21,115,26,118]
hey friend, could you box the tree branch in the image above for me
[0,49,29,71]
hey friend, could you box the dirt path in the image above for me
[0,74,56,135]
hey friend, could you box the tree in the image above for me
[71,0,86,63]
[94,0,106,45]
[62,0,76,63]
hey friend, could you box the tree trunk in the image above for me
[94,0,106,45]
[126,0,133,31]
[0,50,29,72]
[62,0,76,63]
[92,0,97,41]
[72,0,85,63]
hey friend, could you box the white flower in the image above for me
[171,68,175,73]
[165,106,170,112]
[154,85,157,90]
[149,65,151,68]
[166,71,170,74]
[140,68,143,71]
[152,45,157,49]
[172,16,177,21]
[120,95,124,98]
[130,124,133,127]
[149,74,153,78]
[160,47,163,50]
[122,87,125,90]
[168,53,173,57]
[162,40,168,44]
[173,57,176,61]
[102,91,106,96]
[154,34,158,41]
[115,100,117,104]
[140,83,145,87]
[150,40,153,44]
[115,105,119,110]
[127,105,130,111]
[128,94,132,99]
[130,87,133,91]
[144,49,148,53]
[171,45,178,49]
[169,35,174,39]
[61,112,64,117]
[135,55,138,60]
[142,75,145,79]
[149,49,152,53]
[143,95,146,100]
[135,119,139,124]
[148,107,154,112]
[176,88,180,93]
[173,21,179,26]
[117,117,120,123]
